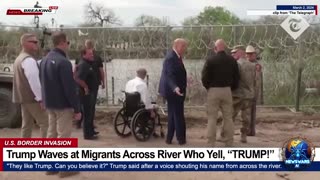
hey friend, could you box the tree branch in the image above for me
[84,1,121,27]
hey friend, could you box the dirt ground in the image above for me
[1,106,320,179]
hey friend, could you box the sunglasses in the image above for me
[28,40,38,44]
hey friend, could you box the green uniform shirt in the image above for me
[232,58,256,99]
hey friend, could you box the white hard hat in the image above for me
[246,45,256,53]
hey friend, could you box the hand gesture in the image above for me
[174,87,184,96]
[84,87,89,95]
[73,112,82,121]
[39,101,45,110]
[150,110,156,119]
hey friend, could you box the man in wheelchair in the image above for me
[125,68,159,137]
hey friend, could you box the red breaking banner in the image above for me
[6,9,42,15]
[0,138,78,171]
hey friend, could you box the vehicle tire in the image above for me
[0,88,21,128]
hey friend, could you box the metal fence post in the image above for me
[103,28,109,105]
[112,76,115,105]
[261,73,264,105]
[295,37,302,112]
[166,25,171,54]
[233,26,237,45]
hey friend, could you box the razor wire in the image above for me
[1,24,320,60]
[0,24,320,106]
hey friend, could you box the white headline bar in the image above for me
[247,10,275,15]
[247,10,316,15]
[4,148,283,162]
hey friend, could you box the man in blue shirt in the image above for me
[40,31,81,177]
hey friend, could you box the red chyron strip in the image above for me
[49,6,59,10]
[316,5,318,15]
[0,139,3,171]
[6,9,42,15]
[0,138,78,148]
[0,138,77,170]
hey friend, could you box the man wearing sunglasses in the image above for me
[12,33,48,138]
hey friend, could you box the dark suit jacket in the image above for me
[159,50,187,98]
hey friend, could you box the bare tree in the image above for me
[84,2,121,27]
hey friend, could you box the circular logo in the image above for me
[281,137,315,170]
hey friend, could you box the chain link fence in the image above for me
[0,24,320,107]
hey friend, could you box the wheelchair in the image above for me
[113,91,164,142]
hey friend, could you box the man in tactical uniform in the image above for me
[219,45,256,143]
[231,45,256,142]
[245,45,262,136]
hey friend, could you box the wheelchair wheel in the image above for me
[113,107,131,137]
[131,109,155,142]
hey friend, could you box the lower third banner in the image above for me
[3,161,320,171]
[1,137,319,171]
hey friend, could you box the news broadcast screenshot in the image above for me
[0,0,319,179]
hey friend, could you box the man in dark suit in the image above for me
[159,38,188,145]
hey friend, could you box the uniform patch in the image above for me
[255,64,262,72]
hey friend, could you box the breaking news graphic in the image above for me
[6,6,58,16]
[0,137,319,172]
[6,1,58,16]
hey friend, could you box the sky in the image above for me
[0,0,319,27]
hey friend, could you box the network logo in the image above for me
[281,137,315,170]
[6,2,58,16]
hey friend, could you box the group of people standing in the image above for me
[13,31,106,142]
[12,32,106,177]
[159,38,261,147]
[12,31,261,151]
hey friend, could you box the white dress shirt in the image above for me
[37,59,42,66]
[173,48,180,59]
[125,77,153,109]
[21,57,42,102]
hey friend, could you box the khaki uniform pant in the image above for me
[232,97,252,135]
[21,103,48,138]
[207,87,234,147]
[47,109,73,138]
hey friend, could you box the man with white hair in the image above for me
[12,33,48,138]
[159,38,188,145]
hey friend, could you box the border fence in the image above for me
[0,24,320,109]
